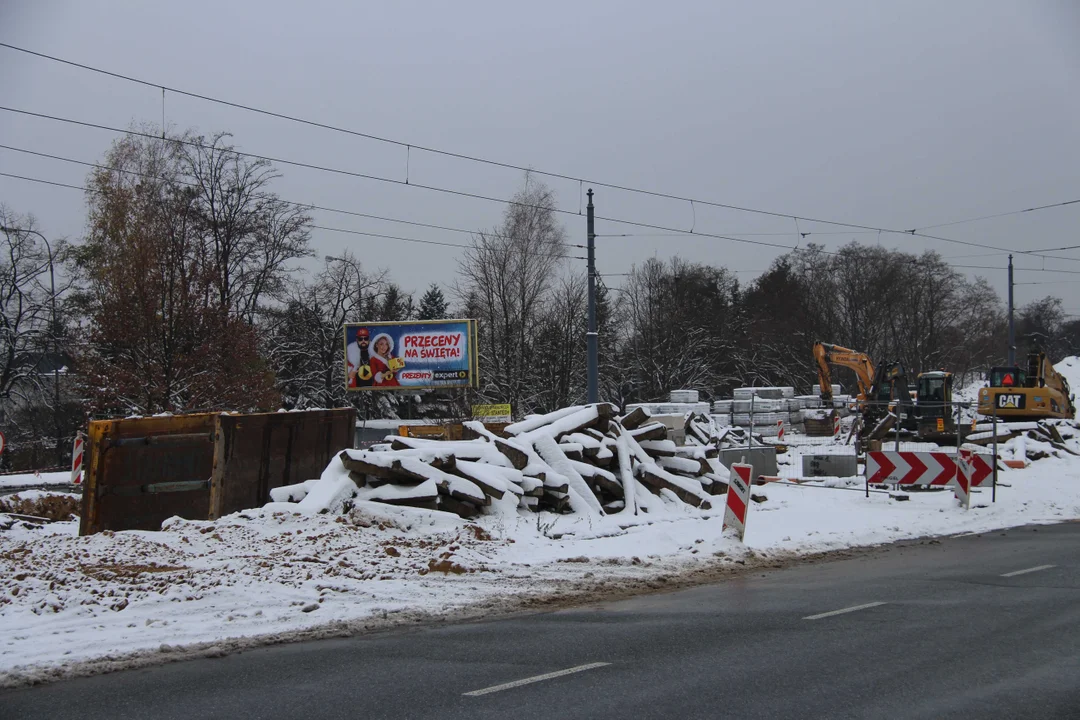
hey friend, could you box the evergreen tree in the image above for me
[417,283,449,320]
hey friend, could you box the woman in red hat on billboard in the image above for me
[369,332,404,387]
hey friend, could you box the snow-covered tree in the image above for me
[417,283,449,320]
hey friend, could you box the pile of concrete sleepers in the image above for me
[270,403,733,519]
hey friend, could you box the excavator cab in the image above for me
[916,371,955,440]
[988,367,1026,389]
[978,350,1075,419]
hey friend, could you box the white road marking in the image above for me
[463,662,611,697]
[803,601,888,621]
[1001,564,1056,578]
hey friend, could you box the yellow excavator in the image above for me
[977,350,1075,420]
[812,342,914,428]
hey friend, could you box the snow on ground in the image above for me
[3,452,1080,687]
[0,471,72,490]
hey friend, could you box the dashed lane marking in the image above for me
[1001,564,1056,578]
[463,662,612,697]
[803,602,888,621]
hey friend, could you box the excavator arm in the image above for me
[812,342,876,402]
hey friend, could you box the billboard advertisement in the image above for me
[344,319,478,391]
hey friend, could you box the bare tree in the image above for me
[619,257,740,400]
[264,253,386,409]
[0,208,62,414]
[180,132,312,321]
[456,175,567,413]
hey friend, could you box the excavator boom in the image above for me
[812,342,876,402]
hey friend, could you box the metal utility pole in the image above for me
[1008,254,1015,366]
[1,226,62,466]
[586,189,598,403]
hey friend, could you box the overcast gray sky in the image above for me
[2,1,1078,311]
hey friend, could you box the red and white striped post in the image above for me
[71,433,84,485]
[954,449,972,509]
[832,413,840,438]
[723,463,753,541]
[777,419,785,443]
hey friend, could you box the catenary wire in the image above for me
[4,103,1067,259]
[0,106,822,254]
[3,44,1077,259]
[914,198,1080,231]
[1,104,1072,262]
[0,143,589,249]
[0,171,586,261]
[0,41,959,235]
[5,166,1074,282]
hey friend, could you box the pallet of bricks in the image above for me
[712,386,805,437]
[801,383,855,437]
[278,403,734,518]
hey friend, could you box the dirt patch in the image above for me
[79,563,188,581]
[0,493,80,522]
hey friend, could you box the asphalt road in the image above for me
[3,522,1078,720]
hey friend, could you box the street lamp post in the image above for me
[0,226,62,466]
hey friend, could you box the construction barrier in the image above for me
[723,463,753,541]
[954,450,973,509]
[209,409,356,520]
[71,433,84,485]
[865,450,992,488]
[777,419,785,443]
[865,450,993,508]
[833,414,840,438]
[80,409,356,535]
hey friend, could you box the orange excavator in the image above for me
[812,342,914,429]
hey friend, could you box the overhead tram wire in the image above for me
[0,142,589,249]
[0,41,942,236]
[4,44,1078,260]
[0,106,827,255]
[10,164,1073,282]
[913,198,1080,231]
[0,106,1010,259]
[595,231,880,239]
[0,170,586,261]
[6,102,1060,261]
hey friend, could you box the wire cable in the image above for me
[0,170,586,261]
[0,142,589,248]
[0,104,1070,262]
[0,106,818,253]
[4,43,1077,261]
[914,198,1080,231]
[0,41,934,235]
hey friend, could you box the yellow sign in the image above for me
[472,403,512,419]
[936,417,945,432]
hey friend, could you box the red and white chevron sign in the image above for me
[723,463,753,541]
[833,414,840,437]
[865,451,992,488]
[777,420,785,442]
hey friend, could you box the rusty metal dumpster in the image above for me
[79,408,356,535]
